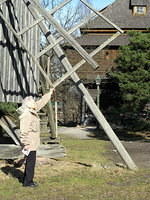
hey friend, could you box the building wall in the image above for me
[64,47,118,81]
[57,47,119,124]
[0,0,40,103]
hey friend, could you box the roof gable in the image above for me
[81,0,150,29]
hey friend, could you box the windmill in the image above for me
[0,0,137,170]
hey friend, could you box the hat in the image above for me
[22,96,36,109]
[16,96,37,115]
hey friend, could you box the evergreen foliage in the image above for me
[110,32,150,114]
[0,102,17,115]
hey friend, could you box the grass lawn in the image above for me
[0,135,150,200]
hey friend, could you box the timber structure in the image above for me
[0,0,138,170]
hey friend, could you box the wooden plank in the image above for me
[0,118,20,145]
[2,115,20,138]
[26,1,137,170]
[80,0,124,34]
[0,0,7,5]
[0,145,22,159]
[41,83,57,139]
[31,0,99,70]
[0,144,65,159]
[55,101,58,138]
[0,0,40,102]
[17,17,44,36]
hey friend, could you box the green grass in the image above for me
[0,135,150,200]
[61,135,109,165]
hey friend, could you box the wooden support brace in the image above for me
[48,0,72,15]
[53,32,121,88]
[0,12,54,88]
[31,0,99,70]
[0,116,20,146]
[26,0,138,170]
[17,17,44,36]
[36,12,97,59]
[80,0,124,34]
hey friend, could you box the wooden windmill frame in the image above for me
[0,0,137,170]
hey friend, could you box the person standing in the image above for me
[17,88,54,187]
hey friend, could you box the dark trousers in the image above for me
[23,151,36,185]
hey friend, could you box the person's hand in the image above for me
[50,87,55,96]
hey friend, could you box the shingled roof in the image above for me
[131,0,148,6]
[76,34,130,47]
[81,0,150,30]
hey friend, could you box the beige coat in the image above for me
[20,91,53,151]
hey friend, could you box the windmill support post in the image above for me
[0,0,138,169]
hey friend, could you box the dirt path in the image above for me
[58,126,150,169]
[111,141,150,168]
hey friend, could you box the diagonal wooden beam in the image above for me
[48,0,72,15]
[25,0,137,170]
[53,32,121,88]
[0,116,20,145]
[17,17,44,36]
[80,0,124,33]
[30,0,99,70]
[0,11,54,88]
[35,12,97,59]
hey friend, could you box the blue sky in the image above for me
[92,0,116,9]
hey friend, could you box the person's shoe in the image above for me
[23,182,38,187]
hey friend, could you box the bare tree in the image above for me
[39,0,94,125]
[40,0,93,31]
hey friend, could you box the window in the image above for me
[133,6,147,15]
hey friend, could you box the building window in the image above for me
[133,6,147,15]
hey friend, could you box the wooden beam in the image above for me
[80,0,124,34]
[26,0,137,170]
[0,145,22,159]
[17,17,44,36]
[53,32,121,88]
[0,0,7,5]
[0,117,20,145]
[48,0,72,15]
[17,0,72,36]
[0,144,65,159]
[31,0,99,70]
[0,12,54,88]
[36,12,97,59]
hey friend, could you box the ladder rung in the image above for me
[0,0,7,5]
[17,17,44,36]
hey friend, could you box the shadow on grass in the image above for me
[85,127,147,142]
[1,165,24,183]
